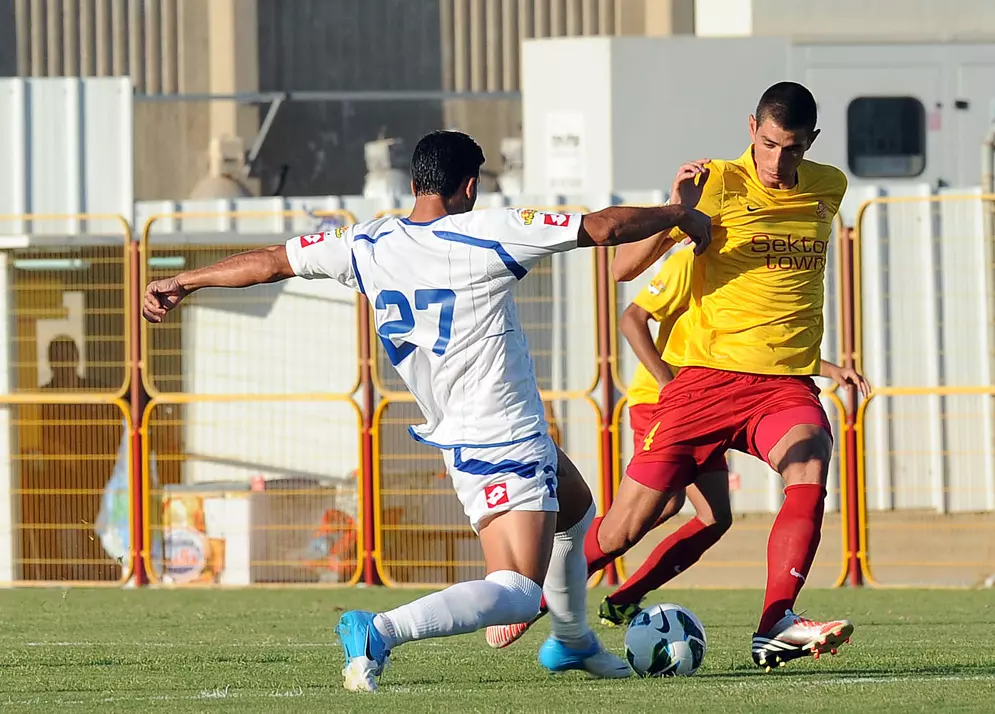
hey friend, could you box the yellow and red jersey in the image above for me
[664,146,847,376]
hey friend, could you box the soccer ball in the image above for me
[624,603,707,677]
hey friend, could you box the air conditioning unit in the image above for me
[363,137,410,198]
[189,135,252,199]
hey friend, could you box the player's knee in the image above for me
[485,570,543,622]
[712,511,733,535]
[776,428,833,482]
[807,428,833,463]
[697,506,732,534]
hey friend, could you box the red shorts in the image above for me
[627,367,832,493]
[629,402,728,474]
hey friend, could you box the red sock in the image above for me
[758,483,826,634]
[584,516,616,576]
[607,517,726,607]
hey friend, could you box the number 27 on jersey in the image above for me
[375,288,456,365]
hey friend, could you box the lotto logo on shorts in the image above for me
[484,483,510,508]
[299,233,325,248]
[543,212,569,227]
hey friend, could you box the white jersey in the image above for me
[285,208,582,448]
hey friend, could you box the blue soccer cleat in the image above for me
[335,610,391,692]
[538,634,632,679]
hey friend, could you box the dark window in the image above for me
[847,97,926,178]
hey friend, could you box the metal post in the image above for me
[595,246,617,585]
[128,241,149,586]
[840,226,862,587]
[357,296,380,586]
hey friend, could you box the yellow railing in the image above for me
[0,213,134,585]
[141,393,363,586]
[138,212,364,586]
[852,194,995,586]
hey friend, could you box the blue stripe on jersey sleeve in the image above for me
[353,229,394,244]
[432,230,528,280]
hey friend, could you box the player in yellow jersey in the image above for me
[598,246,869,627]
[485,240,870,649]
[595,82,855,670]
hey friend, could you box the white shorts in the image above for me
[443,434,560,531]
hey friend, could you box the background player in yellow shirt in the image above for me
[595,246,869,628]
[592,82,856,670]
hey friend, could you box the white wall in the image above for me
[608,36,787,193]
[523,36,995,217]
[521,38,615,195]
[0,78,132,235]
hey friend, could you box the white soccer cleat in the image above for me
[342,655,384,692]
[579,647,633,679]
[751,609,854,671]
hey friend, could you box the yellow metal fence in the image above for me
[138,211,363,586]
[6,198,994,589]
[854,194,995,586]
[0,213,133,585]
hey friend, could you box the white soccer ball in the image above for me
[624,603,707,677]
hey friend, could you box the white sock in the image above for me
[373,570,541,650]
[544,502,597,647]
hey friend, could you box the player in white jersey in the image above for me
[142,130,712,692]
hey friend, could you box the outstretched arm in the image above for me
[143,244,293,323]
[578,203,711,257]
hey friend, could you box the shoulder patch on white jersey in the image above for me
[298,233,325,248]
[517,208,538,226]
[514,208,571,228]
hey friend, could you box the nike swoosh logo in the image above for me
[790,567,807,583]
[746,206,760,212]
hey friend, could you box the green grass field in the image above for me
[1,587,994,712]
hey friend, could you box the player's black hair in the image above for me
[755,82,818,133]
[410,130,485,198]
